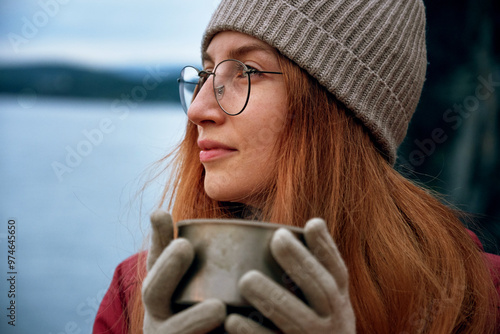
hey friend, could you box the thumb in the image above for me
[147,209,174,271]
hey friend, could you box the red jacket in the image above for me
[93,233,500,333]
[93,251,146,333]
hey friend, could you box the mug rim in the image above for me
[176,218,304,233]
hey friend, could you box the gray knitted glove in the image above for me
[225,218,356,334]
[142,210,226,334]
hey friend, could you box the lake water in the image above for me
[0,95,187,333]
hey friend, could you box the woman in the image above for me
[94,0,500,333]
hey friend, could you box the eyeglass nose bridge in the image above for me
[198,70,213,82]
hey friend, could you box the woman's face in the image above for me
[187,31,288,207]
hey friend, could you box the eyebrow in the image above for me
[202,43,277,65]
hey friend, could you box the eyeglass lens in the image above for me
[178,66,199,114]
[178,59,251,115]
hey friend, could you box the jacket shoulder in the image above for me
[93,251,147,334]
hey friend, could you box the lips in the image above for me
[197,139,237,163]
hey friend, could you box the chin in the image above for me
[203,174,267,207]
[204,182,235,202]
[204,185,249,205]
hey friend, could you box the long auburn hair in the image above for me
[128,54,498,333]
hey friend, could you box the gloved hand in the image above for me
[224,218,355,334]
[142,210,226,334]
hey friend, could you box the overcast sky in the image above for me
[0,0,221,67]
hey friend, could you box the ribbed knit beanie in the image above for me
[202,0,427,164]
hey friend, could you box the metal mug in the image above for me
[173,219,304,307]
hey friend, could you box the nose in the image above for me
[187,77,226,126]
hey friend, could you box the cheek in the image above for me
[255,114,286,147]
[238,106,288,153]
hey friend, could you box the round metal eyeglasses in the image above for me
[177,59,283,116]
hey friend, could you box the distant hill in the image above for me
[0,63,183,102]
